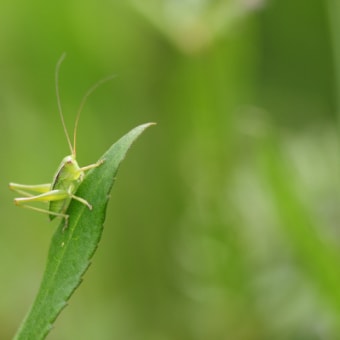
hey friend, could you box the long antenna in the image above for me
[55,52,74,156]
[73,74,116,157]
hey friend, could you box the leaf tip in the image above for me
[143,122,157,128]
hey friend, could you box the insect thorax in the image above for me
[52,155,84,191]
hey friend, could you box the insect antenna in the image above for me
[55,52,74,156]
[73,74,116,157]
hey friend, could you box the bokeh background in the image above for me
[1,0,339,339]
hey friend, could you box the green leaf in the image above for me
[14,123,155,340]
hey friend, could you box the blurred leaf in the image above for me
[129,0,264,53]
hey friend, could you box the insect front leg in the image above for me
[79,159,105,172]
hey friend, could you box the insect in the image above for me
[9,53,113,228]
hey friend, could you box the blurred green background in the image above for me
[1,0,340,339]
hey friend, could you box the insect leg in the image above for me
[19,204,69,219]
[13,189,71,227]
[9,183,51,197]
[70,194,92,210]
[14,189,69,205]
[79,159,105,172]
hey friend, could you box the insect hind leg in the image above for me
[9,183,51,197]
[18,204,68,219]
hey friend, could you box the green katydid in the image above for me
[9,53,113,228]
